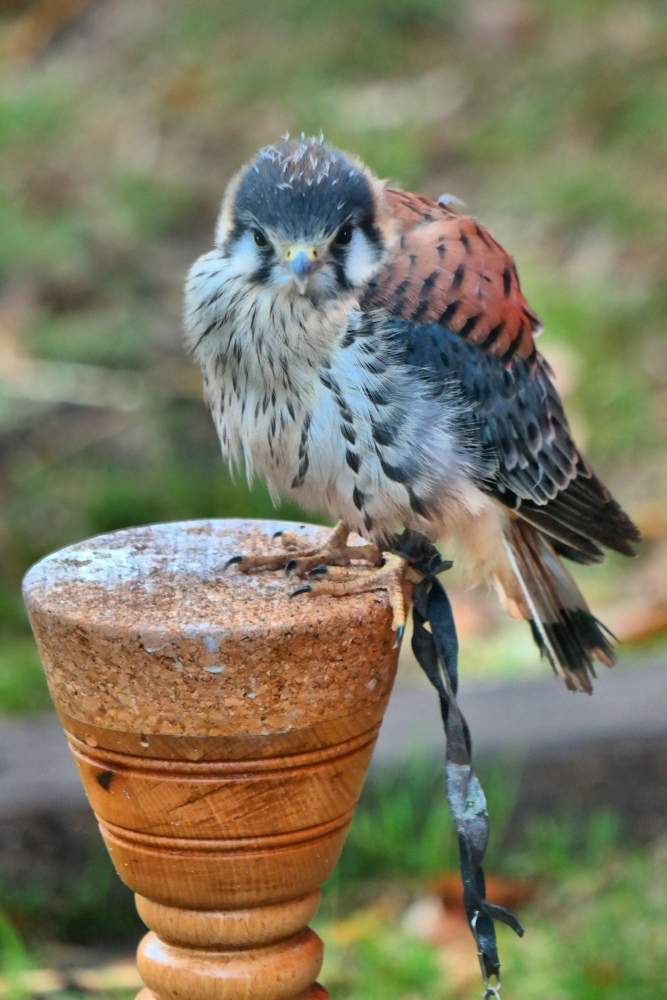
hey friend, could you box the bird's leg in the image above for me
[224,520,383,576]
[291,553,420,646]
[225,522,418,646]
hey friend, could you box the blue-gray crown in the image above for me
[233,137,376,241]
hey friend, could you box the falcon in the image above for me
[184,136,640,693]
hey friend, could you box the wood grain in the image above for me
[23,520,401,1000]
[135,893,322,948]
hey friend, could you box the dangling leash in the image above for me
[393,530,524,998]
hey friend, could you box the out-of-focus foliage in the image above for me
[0,907,32,1000]
[4,754,667,1000]
[327,757,519,889]
[0,0,666,708]
[319,835,667,999]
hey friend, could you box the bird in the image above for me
[184,135,640,694]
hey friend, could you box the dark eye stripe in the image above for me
[249,250,275,284]
[332,260,353,291]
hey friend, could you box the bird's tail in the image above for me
[502,519,615,693]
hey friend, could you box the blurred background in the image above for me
[0,0,666,997]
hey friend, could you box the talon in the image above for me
[220,522,384,587]
[290,585,313,598]
[393,624,405,648]
[223,555,243,572]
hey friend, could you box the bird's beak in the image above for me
[284,245,319,294]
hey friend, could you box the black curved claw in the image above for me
[290,585,313,598]
[223,555,244,572]
[272,530,284,538]
[307,565,329,576]
[393,624,405,649]
[285,558,298,577]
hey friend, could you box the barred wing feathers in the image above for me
[363,188,640,565]
[361,188,542,366]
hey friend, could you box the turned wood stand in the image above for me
[22,519,402,1000]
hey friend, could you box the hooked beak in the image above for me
[284,246,319,294]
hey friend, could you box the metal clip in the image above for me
[471,911,502,999]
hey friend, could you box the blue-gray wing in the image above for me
[390,318,639,563]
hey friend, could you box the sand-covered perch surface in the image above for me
[22,520,398,737]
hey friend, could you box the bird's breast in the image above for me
[200,293,477,544]
[201,299,339,499]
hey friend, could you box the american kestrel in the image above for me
[184,137,640,693]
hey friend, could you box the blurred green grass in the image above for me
[0,9,665,999]
[319,836,667,1000]
[0,0,666,711]
[2,756,666,999]
[0,639,49,714]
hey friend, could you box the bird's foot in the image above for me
[224,520,384,577]
[291,553,417,648]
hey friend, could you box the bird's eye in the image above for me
[334,224,354,247]
[253,229,268,248]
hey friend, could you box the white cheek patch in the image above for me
[344,229,382,287]
[226,232,295,291]
[229,232,265,275]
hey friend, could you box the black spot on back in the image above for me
[452,263,466,290]
[438,300,460,327]
[459,314,481,338]
[478,322,504,351]
[474,223,493,249]
[421,271,439,293]
[411,300,430,322]
[501,333,521,365]
[503,265,512,297]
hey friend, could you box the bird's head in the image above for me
[212,137,394,301]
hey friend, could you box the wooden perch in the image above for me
[22,518,402,1000]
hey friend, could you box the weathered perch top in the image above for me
[22,519,398,755]
[24,519,402,1000]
